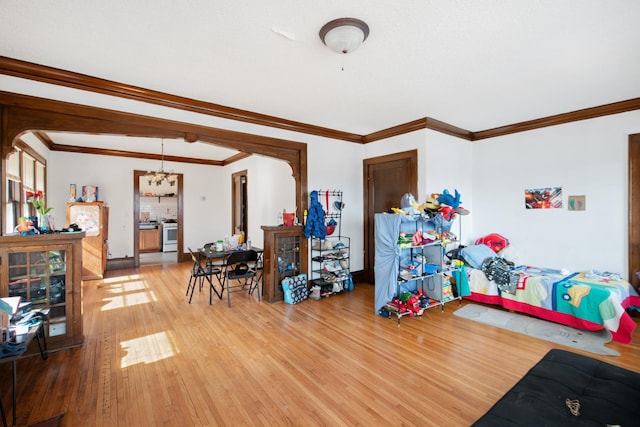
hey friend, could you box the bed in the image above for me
[464,264,640,344]
[472,348,640,426]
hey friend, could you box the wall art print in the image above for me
[525,187,562,209]
[568,195,586,211]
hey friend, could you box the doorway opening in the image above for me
[134,170,184,266]
[232,170,248,239]
[362,150,418,282]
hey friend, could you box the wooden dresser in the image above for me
[66,202,109,280]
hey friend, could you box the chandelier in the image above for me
[145,140,178,186]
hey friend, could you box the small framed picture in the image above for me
[568,195,586,211]
[82,185,98,202]
[69,184,77,201]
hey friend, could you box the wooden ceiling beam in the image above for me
[0,56,364,143]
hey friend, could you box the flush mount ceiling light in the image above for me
[145,140,178,186]
[319,17,370,54]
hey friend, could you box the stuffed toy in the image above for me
[412,230,423,246]
[439,205,456,221]
[437,189,461,209]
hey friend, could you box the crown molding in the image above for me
[0,56,364,143]
[1,56,639,145]
[472,97,640,140]
[364,117,473,142]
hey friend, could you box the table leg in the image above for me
[11,360,16,427]
[0,385,7,427]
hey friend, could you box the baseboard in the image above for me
[106,257,136,270]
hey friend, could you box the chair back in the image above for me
[225,250,258,279]
[188,247,199,263]
[188,247,205,272]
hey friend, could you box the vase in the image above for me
[39,214,50,232]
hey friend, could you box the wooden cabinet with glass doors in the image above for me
[261,225,308,303]
[0,232,84,352]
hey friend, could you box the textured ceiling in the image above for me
[2,0,639,155]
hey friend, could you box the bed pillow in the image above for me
[460,244,497,269]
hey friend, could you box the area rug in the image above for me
[454,303,620,356]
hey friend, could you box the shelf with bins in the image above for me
[310,236,351,297]
[386,240,461,323]
[374,213,462,324]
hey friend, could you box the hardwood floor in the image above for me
[2,262,639,426]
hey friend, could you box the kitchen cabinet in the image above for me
[66,202,109,280]
[0,232,84,352]
[140,228,161,252]
[261,225,308,303]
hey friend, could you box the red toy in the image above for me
[475,233,509,253]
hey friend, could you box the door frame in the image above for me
[362,150,418,283]
[133,170,184,266]
[629,133,640,290]
[232,170,248,238]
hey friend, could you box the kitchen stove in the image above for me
[162,221,178,252]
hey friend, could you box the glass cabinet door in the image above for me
[277,235,301,281]
[8,247,68,337]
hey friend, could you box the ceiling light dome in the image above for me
[319,18,370,54]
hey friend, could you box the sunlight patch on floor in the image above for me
[120,331,178,368]
[100,276,157,310]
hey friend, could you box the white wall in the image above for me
[47,150,295,258]
[471,111,640,275]
[4,74,640,279]
[423,130,474,245]
[306,136,365,270]
[364,131,426,200]
[222,154,295,250]
[362,130,475,246]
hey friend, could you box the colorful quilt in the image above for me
[465,266,640,344]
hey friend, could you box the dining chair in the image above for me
[221,250,260,307]
[186,247,222,304]
[203,242,226,272]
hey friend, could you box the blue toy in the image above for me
[438,189,461,209]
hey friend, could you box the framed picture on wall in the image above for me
[82,185,98,202]
[524,187,562,209]
[568,195,586,211]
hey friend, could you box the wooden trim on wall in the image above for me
[472,98,640,141]
[50,142,224,166]
[1,56,639,146]
[629,133,640,290]
[364,117,474,142]
[0,56,364,143]
[0,91,309,242]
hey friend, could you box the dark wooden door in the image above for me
[232,170,248,237]
[629,134,640,291]
[363,150,417,283]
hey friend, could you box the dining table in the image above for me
[199,245,263,264]
[198,246,264,299]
